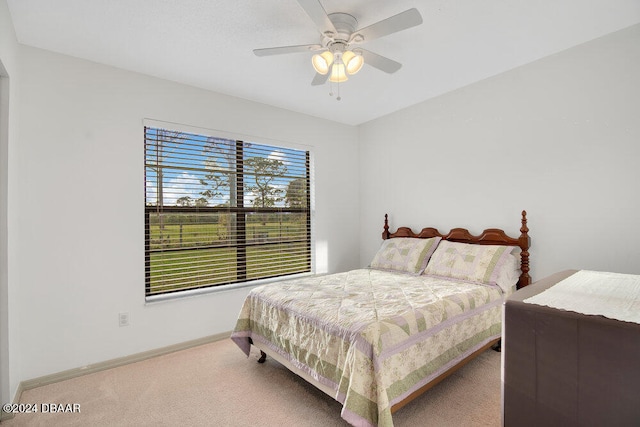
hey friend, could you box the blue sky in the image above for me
[145,127,307,207]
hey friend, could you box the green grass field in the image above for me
[148,221,306,249]
[147,220,310,295]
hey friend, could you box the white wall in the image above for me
[0,0,21,407]
[359,24,640,281]
[5,2,640,406]
[13,45,359,381]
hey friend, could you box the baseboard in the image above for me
[0,382,24,422]
[0,331,230,422]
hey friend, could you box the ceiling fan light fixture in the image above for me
[312,51,334,75]
[342,50,364,75]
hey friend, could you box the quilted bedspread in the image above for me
[231,268,503,427]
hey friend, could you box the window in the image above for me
[144,126,311,298]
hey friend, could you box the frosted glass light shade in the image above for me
[342,50,364,75]
[329,63,348,83]
[311,51,334,75]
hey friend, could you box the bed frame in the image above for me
[253,210,532,418]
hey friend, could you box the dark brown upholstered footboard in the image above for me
[503,270,640,426]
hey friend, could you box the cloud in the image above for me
[146,172,207,206]
[268,150,286,163]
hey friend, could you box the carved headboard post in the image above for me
[518,210,531,288]
[382,214,390,240]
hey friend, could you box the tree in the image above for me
[176,196,192,207]
[176,196,209,207]
[200,137,235,206]
[199,158,230,202]
[244,157,287,208]
[146,128,184,241]
[200,137,237,243]
[286,178,307,208]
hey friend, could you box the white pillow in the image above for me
[494,249,522,294]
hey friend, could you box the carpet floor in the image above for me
[3,339,501,426]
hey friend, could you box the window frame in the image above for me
[144,121,314,302]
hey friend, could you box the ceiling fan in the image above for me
[253,0,423,98]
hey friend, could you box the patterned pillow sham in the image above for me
[370,237,441,275]
[423,240,517,290]
[495,249,522,294]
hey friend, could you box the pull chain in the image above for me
[328,75,341,101]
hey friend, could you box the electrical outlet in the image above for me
[119,312,130,327]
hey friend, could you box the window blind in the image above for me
[144,127,311,297]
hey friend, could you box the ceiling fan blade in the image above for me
[360,49,402,74]
[311,72,329,86]
[355,8,422,42]
[297,0,337,34]
[253,44,322,56]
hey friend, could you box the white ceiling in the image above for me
[7,0,640,125]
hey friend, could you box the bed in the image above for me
[503,269,640,426]
[231,211,531,427]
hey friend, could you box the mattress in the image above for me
[231,268,504,427]
[503,270,640,426]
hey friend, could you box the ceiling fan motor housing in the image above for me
[325,13,358,46]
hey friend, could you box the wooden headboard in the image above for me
[382,210,531,288]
